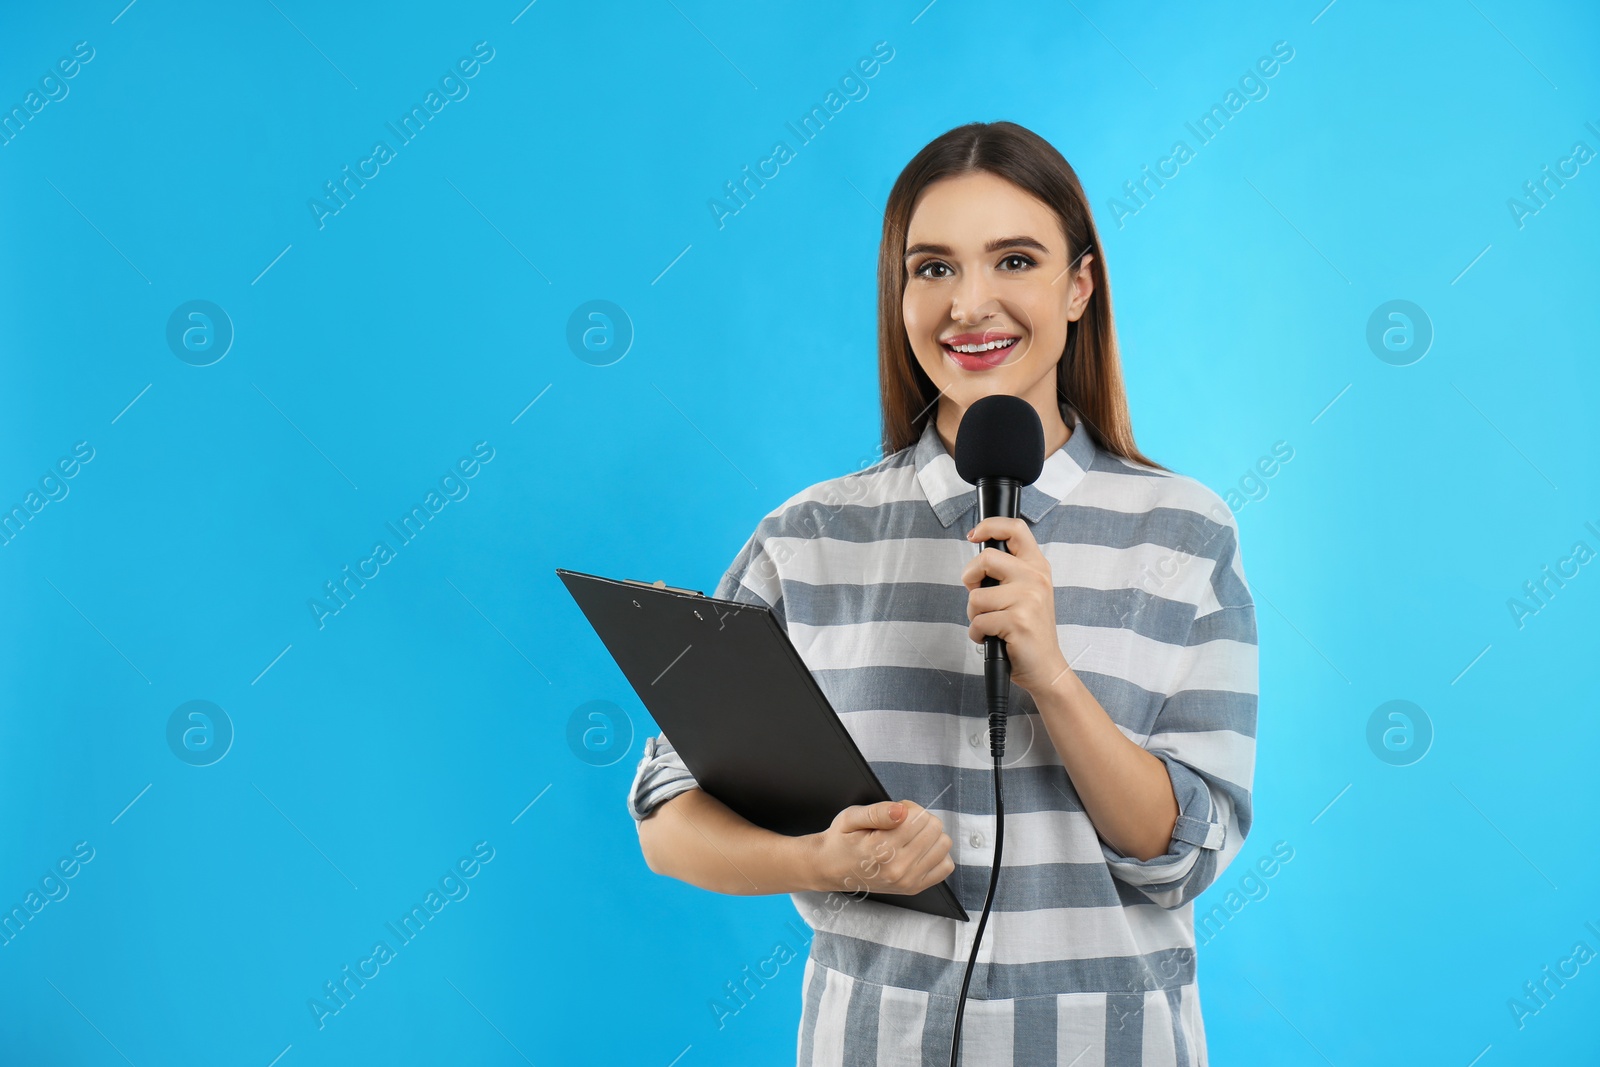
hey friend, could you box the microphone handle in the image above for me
[975,477,1021,668]
[951,476,1021,1066]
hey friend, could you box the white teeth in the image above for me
[946,337,1018,354]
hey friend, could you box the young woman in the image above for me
[630,121,1258,1067]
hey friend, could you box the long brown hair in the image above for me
[876,121,1167,472]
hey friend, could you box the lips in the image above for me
[941,335,1019,370]
[942,331,1019,347]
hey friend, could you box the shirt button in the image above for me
[969,731,982,749]
[970,832,984,848]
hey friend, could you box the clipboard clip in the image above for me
[621,578,704,597]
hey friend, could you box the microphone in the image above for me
[947,394,1045,1067]
[954,394,1047,755]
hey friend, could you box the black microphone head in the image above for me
[953,394,1046,486]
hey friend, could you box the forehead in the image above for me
[905,171,1061,248]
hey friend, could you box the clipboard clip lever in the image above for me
[621,578,704,597]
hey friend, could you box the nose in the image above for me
[952,275,999,324]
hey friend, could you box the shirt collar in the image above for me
[913,399,1096,528]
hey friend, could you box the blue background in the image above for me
[2,1,1597,1064]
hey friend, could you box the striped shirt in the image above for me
[628,399,1258,1066]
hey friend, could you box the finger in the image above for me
[962,546,1029,590]
[967,516,1044,564]
[969,610,1004,644]
[966,583,1020,610]
[907,831,955,888]
[965,515,1025,547]
[839,800,906,833]
[883,818,943,883]
[967,595,1030,643]
[902,810,942,848]
[915,850,957,890]
[966,516,1043,564]
[903,819,948,870]
[892,807,942,850]
[965,584,1017,622]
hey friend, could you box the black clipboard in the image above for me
[557,567,969,922]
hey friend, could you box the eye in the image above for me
[912,254,1035,279]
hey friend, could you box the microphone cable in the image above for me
[949,654,1009,1067]
[946,394,1044,1064]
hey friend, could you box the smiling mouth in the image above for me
[941,336,1019,368]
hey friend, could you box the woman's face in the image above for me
[901,170,1094,451]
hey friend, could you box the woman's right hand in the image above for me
[809,799,955,896]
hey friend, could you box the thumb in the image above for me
[840,800,906,832]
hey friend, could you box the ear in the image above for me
[1066,253,1095,321]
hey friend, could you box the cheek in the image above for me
[902,290,937,338]
[903,298,945,369]
[1020,300,1069,360]
[915,347,948,385]
[1022,292,1065,337]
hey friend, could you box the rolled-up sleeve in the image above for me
[626,526,788,825]
[627,732,699,823]
[1100,508,1258,910]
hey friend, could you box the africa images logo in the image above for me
[307,42,496,229]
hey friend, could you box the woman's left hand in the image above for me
[961,516,1072,696]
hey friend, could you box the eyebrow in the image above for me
[903,235,1050,259]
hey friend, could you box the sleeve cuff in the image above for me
[627,733,700,824]
[1099,752,1225,886]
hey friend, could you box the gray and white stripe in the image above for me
[630,400,1255,1066]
